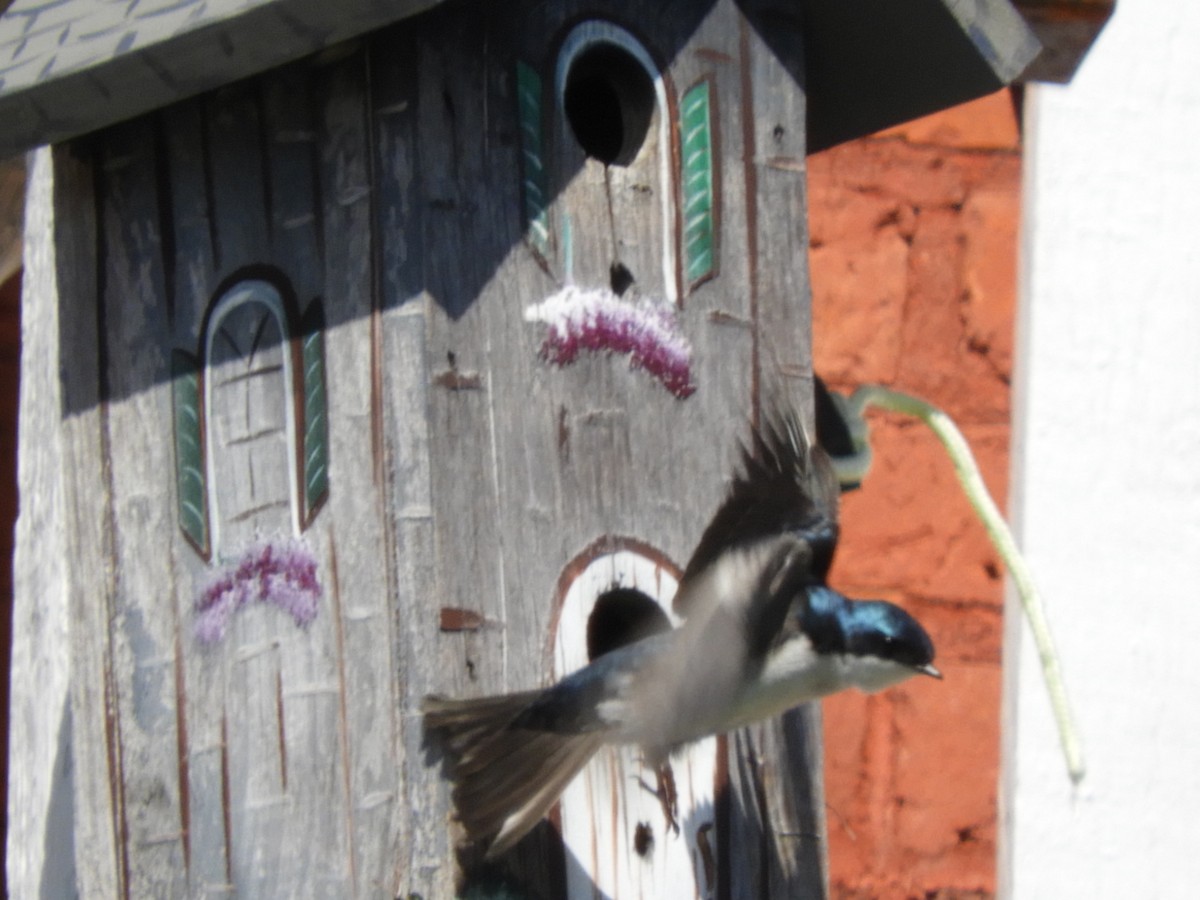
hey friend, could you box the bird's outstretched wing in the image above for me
[622,399,842,756]
[422,398,842,853]
[623,533,817,759]
[676,398,840,616]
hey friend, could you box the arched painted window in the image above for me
[171,278,328,560]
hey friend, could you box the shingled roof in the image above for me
[0,0,1106,159]
[0,0,440,156]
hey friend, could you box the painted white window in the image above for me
[172,278,328,560]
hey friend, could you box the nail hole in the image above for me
[610,261,635,296]
[634,821,654,856]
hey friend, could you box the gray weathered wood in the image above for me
[410,13,573,892]
[723,5,828,895]
[309,51,397,898]
[11,2,844,895]
[96,115,191,899]
[53,135,126,898]
[7,146,79,900]
[416,3,823,895]
[370,22,454,899]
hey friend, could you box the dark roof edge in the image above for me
[1012,0,1116,83]
[803,0,1041,153]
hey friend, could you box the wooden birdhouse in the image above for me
[3,0,1053,897]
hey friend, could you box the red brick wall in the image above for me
[810,90,1020,899]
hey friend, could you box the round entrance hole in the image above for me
[563,42,656,166]
[586,586,671,661]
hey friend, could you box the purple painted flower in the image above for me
[525,287,697,398]
[195,538,322,644]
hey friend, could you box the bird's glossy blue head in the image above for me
[801,585,939,676]
[797,584,850,653]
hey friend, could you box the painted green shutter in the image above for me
[171,349,210,557]
[681,79,716,288]
[299,301,329,526]
[517,60,551,258]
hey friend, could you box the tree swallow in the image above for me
[424,398,940,858]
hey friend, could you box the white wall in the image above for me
[1005,2,1200,897]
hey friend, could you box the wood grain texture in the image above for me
[64,54,398,899]
[7,146,79,900]
[369,23,453,899]
[310,51,397,898]
[14,2,826,895]
[96,116,190,900]
[51,136,127,898]
[728,7,827,896]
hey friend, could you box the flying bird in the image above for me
[423,397,939,858]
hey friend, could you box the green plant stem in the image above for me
[848,385,1085,784]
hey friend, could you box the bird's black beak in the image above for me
[915,663,943,680]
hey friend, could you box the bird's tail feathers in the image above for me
[423,693,605,858]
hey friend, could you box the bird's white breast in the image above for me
[726,638,916,730]
[726,637,839,729]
